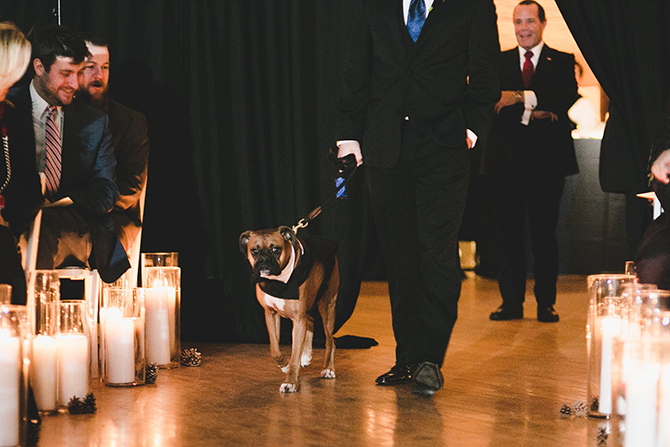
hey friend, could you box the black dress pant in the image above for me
[495,158,565,308]
[367,140,470,367]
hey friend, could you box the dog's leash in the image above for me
[292,149,358,233]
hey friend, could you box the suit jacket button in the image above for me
[404,116,410,121]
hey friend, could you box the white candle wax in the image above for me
[31,334,58,412]
[658,365,670,447]
[625,362,659,447]
[0,331,21,447]
[145,288,171,365]
[56,333,89,406]
[105,309,135,384]
[599,316,622,414]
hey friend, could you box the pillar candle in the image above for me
[56,333,89,406]
[599,316,622,414]
[657,365,670,447]
[625,362,659,447]
[31,334,58,412]
[105,309,135,384]
[145,288,171,365]
[0,330,20,447]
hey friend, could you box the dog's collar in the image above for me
[260,240,304,284]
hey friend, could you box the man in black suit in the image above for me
[77,35,149,256]
[486,0,578,323]
[337,0,500,395]
[8,25,128,283]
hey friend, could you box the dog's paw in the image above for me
[279,364,290,374]
[279,382,298,393]
[301,352,312,367]
[320,369,336,379]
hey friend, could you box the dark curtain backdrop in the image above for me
[555,0,670,193]
[1,0,379,343]
[555,0,670,254]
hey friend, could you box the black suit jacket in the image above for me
[7,84,126,282]
[338,0,500,168]
[106,99,149,249]
[484,45,579,177]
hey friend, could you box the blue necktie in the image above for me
[408,0,426,42]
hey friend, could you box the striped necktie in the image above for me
[44,105,62,198]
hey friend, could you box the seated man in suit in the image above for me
[8,25,129,283]
[486,0,579,322]
[77,34,149,256]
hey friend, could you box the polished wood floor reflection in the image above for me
[38,275,612,446]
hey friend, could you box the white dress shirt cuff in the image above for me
[466,129,478,148]
[521,90,537,126]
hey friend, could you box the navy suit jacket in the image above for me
[7,84,127,282]
[337,0,500,168]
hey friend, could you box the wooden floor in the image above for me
[36,274,615,447]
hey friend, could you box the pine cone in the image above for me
[572,400,588,417]
[180,347,202,367]
[146,363,158,384]
[67,393,96,414]
[559,403,572,418]
[83,393,97,413]
[597,425,609,445]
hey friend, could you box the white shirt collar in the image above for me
[518,41,544,71]
[29,79,61,121]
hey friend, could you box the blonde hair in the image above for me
[0,22,31,95]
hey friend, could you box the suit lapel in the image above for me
[533,45,554,86]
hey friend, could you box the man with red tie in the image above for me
[486,0,579,323]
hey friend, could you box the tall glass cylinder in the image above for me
[143,266,180,368]
[141,252,178,286]
[586,274,636,417]
[56,300,90,408]
[0,305,30,447]
[30,271,60,415]
[101,288,145,386]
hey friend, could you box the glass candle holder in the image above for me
[0,305,30,447]
[30,271,60,415]
[0,284,11,305]
[586,274,636,418]
[141,252,178,285]
[101,288,145,386]
[143,266,180,368]
[56,300,90,408]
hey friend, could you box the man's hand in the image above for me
[652,149,670,184]
[530,110,558,121]
[337,141,363,167]
[494,90,522,114]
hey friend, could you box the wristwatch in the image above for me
[514,90,523,102]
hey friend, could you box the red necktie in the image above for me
[44,106,62,198]
[522,51,534,88]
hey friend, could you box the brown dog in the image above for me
[239,226,338,393]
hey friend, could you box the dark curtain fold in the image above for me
[555,0,670,193]
[2,0,376,343]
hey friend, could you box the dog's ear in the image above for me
[239,231,252,254]
[279,226,299,252]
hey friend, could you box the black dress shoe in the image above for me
[376,363,412,385]
[412,362,444,396]
[537,305,559,323]
[489,305,523,321]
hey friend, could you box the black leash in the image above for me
[292,148,358,233]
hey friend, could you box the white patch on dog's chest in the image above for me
[260,291,287,313]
